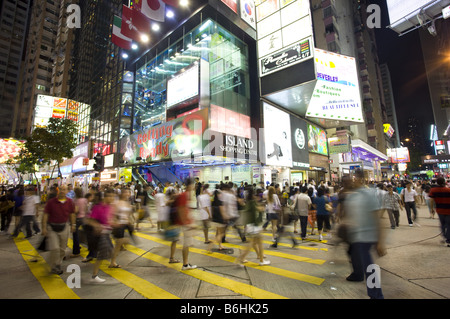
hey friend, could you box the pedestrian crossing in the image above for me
[12,225,331,299]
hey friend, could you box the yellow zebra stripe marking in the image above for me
[212,231,329,251]
[134,232,325,286]
[195,236,326,265]
[14,236,80,299]
[124,243,288,299]
[67,239,179,299]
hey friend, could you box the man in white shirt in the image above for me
[290,186,312,240]
[401,181,418,226]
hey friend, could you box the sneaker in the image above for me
[259,260,271,266]
[409,224,413,227]
[319,235,323,241]
[91,275,106,283]
[182,264,197,270]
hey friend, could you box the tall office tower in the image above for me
[419,17,450,139]
[310,0,388,154]
[13,0,61,137]
[0,0,31,138]
[380,63,401,148]
[68,0,126,154]
[50,0,76,98]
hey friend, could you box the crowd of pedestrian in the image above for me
[1,171,449,296]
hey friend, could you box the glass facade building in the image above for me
[133,18,251,133]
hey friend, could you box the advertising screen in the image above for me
[290,115,309,168]
[307,124,328,156]
[120,109,208,164]
[167,63,199,108]
[210,104,251,139]
[387,147,410,163]
[263,103,292,167]
[307,49,364,123]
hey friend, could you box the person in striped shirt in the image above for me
[428,177,450,247]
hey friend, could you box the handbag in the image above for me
[246,223,262,235]
[336,223,349,243]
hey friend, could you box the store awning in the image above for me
[351,139,388,162]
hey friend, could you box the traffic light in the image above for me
[93,153,104,172]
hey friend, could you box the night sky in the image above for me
[374,0,434,154]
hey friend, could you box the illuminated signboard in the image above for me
[387,147,410,163]
[256,0,313,77]
[306,48,364,123]
[240,0,256,29]
[383,123,395,138]
[307,123,328,156]
[167,62,199,109]
[263,103,293,167]
[120,109,208,164]
[386,0,432,26]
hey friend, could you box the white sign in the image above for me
[443,5,450,19]
[386,0,432,25]
[306,49,364,123]
[263,103,292,167]
[167,63,199,108]
[256,0,314,77]
[240,0,256,29]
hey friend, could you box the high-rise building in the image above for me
[0,0,31,138]
[68,0,126,152]
[13,0,61,137]
[380,63,401,148]
[310,0,388,153]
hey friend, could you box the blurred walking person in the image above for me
[110,188,134,268]
[41,185,76,275]
[237,188,270,266]
[428,177,450,247]
[174,178,197,270]
[343,169,385,299]
[71,187,89,258]
[208,187,227,252]
[290,186,312,240]
[12,186,40,238]
[313,187,331,241]
[86,190,115,282]
[197,184,212,244]
[265,186,281,242]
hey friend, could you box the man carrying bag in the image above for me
[41,185,76,275]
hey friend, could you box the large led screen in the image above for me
[263,103,292,167]
[307,123,328,156]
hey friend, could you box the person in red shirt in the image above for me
[42,185,76,275]
[428,177,450,247]
[176,178,197,270]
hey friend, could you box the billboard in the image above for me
[306,49,364,123]
[307,123,328,156]
[386,0,433,25]
[256,0,313,77]
[263,103,292,167]
[120,109,208,164]
[387,147,410,163]
[167,63,199,109]
[290,115,309,168]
